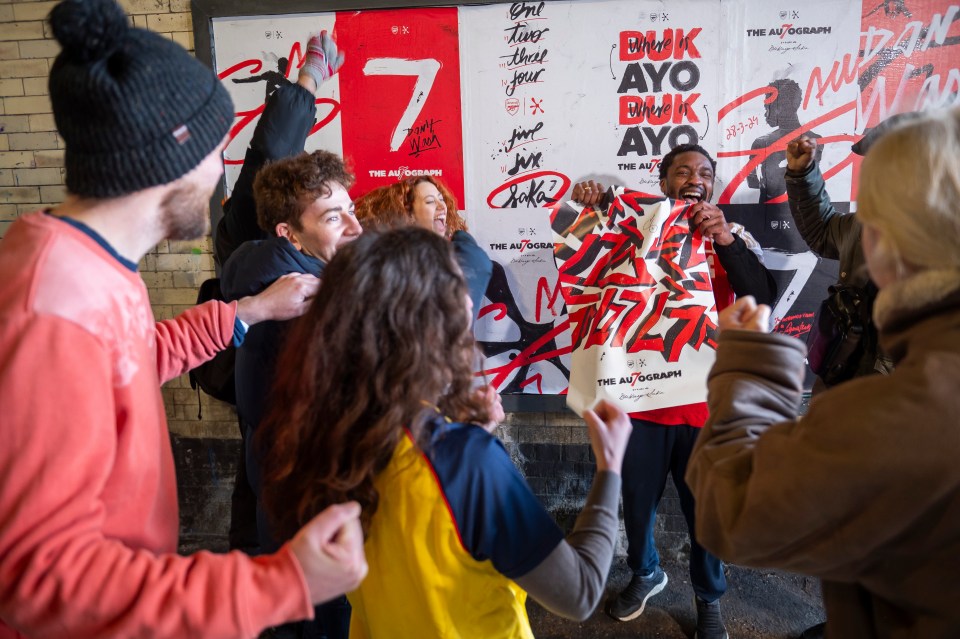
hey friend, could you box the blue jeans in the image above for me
[622,419,727,603]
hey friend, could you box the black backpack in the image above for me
[806,282,877,387]
[188,278,237,405]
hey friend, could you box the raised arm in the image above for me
[784,136,859,260]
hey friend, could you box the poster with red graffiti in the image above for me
[459,0,721,395]
[211,9,465,203]
[551,191,719,414]
[858,2,960,133]
[460,0,721,210]
[207,0,960,402]
[715,0,861,360]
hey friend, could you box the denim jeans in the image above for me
[621,419,727,603]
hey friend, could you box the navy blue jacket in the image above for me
[221,237,324,433]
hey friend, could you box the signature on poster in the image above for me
[404,117,442,157]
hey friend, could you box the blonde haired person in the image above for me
[686,107,960,638]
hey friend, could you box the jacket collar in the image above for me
[875,268,960,361]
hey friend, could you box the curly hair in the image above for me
[257,227,489,540]
[354,176,467,238]
[253,149,354,235]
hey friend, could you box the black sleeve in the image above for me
[215,82,317,266]
[784,161,852,260]
[714,235,778,305]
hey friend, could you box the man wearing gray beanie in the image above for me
[0,2,367,638]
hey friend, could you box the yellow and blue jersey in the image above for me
[348,415,565,638]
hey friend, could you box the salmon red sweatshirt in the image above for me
[0,213,312,639]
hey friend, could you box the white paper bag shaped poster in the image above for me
[551,188,719,416]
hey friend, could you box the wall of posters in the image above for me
[209,0,960,402]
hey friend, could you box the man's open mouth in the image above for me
[680,188,703,202]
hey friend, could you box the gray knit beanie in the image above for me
[48,0,234,198]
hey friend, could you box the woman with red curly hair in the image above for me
[356,176,491,319]
[355,176,466,238]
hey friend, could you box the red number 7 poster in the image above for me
[334,8,466,205]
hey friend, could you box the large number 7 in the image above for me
[362,58,440,152]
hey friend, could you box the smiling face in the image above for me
[660,150,715,204]
[277,181,361,262]
[411,180,448,236]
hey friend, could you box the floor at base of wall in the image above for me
[528,559,823,639]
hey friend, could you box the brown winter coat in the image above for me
[686,269,960,639]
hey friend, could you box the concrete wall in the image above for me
[1,0,689,557]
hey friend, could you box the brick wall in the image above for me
[0,0,238,440]
[1,0,689,556]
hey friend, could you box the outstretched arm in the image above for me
[784,136,858,260]
[217,32,346,264]
[514,401,632,621]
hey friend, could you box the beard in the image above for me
[160,178,212,241]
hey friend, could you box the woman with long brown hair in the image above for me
[257,226,632,638]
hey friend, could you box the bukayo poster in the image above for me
[209,0,960,402]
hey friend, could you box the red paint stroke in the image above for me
[478,302,509,321]
[481,319,573,389]
[224,98,341,164]
[535,276,563,322]
[718,85,779,121]
[518,374,543,393]
[486,171,571,209]
[219,59,262,80]
[717,101,857,204]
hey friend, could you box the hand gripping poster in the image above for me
[551,189,719,415]
[459,0,722,397]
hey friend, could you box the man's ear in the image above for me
[275,222,302,250]
[659,178,668,196]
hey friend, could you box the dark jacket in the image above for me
[785,161,884,381]
[221,237,324,431]
[688,269,960,639]
[215,81,316,267]
[713,232,778,306]
[451,230,494,317]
